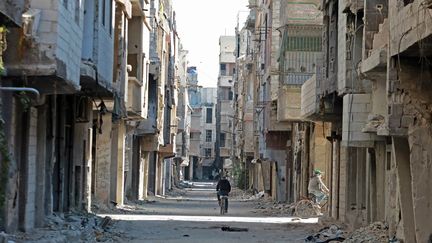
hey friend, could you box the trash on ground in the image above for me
[221,226,249,232]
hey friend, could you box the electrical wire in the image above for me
[347,12,364,147]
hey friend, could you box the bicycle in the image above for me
[220,195,228,215]
[309,193,329,212]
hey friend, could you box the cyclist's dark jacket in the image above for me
[216,179,231,192]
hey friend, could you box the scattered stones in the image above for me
[4,211,130,243]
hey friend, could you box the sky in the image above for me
[172,0,249,87]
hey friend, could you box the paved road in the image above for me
[100,182,319,243]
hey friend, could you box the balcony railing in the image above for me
[283,73,313,85]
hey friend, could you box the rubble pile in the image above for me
[344,222,390,243]
[167,186,188,197]
[253,198,322,217]
[229,188,255,200]
[1,212,130,243]
[305,224,346,243]
[253,198,295,216]
[93,201,143,215]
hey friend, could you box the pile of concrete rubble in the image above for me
[0,212,129,243]
[305,224,346,242]
[253,198,321,217]
[344,222,395,243]
[305,221,398,243]
[229,188,256,200]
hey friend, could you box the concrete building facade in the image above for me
[216,36,236,177]
[0,0,184,233]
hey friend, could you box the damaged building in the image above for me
[0,0,188,233]
[231,0,432,241]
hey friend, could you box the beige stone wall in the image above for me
[407,127,432,243]
[94,113,113,204]
[277,85,302,121]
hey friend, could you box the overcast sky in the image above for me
[172,0,249,87]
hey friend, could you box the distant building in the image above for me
[216,36,236,177]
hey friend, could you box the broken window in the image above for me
[220,133,226,147]
[205,130,212,142]
[205,148,212,158]
[206,108,212,123]
[220,64,226,76]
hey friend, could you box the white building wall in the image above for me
[219,36,236,63]
[337,0,348,94]
[342,94,384,147]
[24,108,38,231]
[55,0,85,87]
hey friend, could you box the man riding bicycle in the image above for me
[308,169,329,205]
[216,175,231,212]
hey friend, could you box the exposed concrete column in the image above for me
[35,104,47,227]
[331,139,340,219]
[392,137,416,243]
[44,96,57,218]
[385,143,399,238]
[83,126,93,212]
[407,127,432,243]
[24,107,38,231]
[140,151,150,199]
[189,157,194,181]
[155,154,164,196]
[338,146,348,221]
[356,148,366,215]
[366,148,375,223]
[94,113,112,205]
[375,142,386,222]
[111,120,126,206]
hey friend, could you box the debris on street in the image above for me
[221,226,249,232]
[252,197,322,217]
[228,188,255,200]
[0,211,131,243]
[305,224,346,243]
[344,222,393,243]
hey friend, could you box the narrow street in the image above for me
[99,182,319,243]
